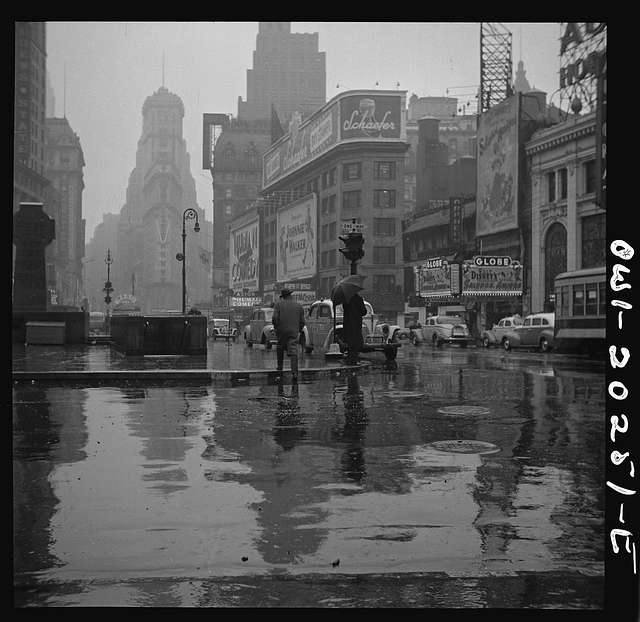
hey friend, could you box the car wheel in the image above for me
[460,341,467,348]
[502,337,511,351]
[539,337,550,353]
[246,338,252,348]
[305,346,313,354]
[482,336,491,348]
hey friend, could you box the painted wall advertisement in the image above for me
[277,194,317,283]
[414,257,451,298]
[229,218,259,293]
[462,257,523,295]
[476,95,520,237]
[263,106,338,188]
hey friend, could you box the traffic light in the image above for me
[338,232,365,263]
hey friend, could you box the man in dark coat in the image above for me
[272,288,305,381]
[333,289,366,365]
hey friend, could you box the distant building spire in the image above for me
[162,51,165,87]
[513,60,531,93]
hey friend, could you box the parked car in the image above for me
[208,317,238,341]
[243,307,277,349]
[501,312,555,352]
[421,315,473,347]
[481,315,523,348]
[89,311,105,334]
[303,298,401,360]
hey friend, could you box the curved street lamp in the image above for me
[176,208,200,314]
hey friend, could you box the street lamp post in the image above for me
[176,208,200,314]
[103,248,113,312]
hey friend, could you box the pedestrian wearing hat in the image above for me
[272,288,305,381]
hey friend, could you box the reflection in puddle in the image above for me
[13,358,604,605]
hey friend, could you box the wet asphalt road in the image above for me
[13,344,605,607]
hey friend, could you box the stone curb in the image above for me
[12,362,372,387]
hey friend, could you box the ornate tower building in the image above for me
[116,86,211,313]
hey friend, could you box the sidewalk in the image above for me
[11,342,370,385]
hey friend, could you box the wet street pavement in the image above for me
[13,343,605,607]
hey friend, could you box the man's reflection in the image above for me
[273,381,305,451]
[339,373,367,483]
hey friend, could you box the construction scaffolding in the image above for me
[480,23,513,112]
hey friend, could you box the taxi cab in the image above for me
[303,298,401,360]
[243,307,277,349]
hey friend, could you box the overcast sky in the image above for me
[45,21,563,244]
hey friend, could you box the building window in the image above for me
[322,171,329,189]
[572,284,585,316]
[321,223,328,243]
[373,246,395,265]
[584,159,596,194]
[329,167,337,187]
[328,194,336,213]
[559,168,568,200]
[328,221,336,240]
[374,189,396,209]
[581,213,605,269]
[547,170,556,202]
[321,196,329,215]
[374,162,396,180]
[373,274,396,293]
[585,282,598,315]
[598,282,606,315]
[343,190,361,210]
[373,218,396,237]
[343,162,361,181]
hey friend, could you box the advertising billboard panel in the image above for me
[462,259,523,295]
[263,105,339,188]
[414,258,451,298]
[340,94,403,141]
[276,195,317,283]
[229,218,259,293]
[476,96,520,236]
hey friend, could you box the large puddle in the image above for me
[13,354,605,605]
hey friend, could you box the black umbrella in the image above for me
[331,274,366,305]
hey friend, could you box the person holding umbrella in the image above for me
[272,287,305,382]
[331,275,367,365]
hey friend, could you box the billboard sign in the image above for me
[263,106,339,187]
[462,259,523,296]
[414,258,451,298]
[340,94,402,141]
[263,90,406,189]
[229,218,259,292]
[476,95,519,237]
[277,194,317,282]
[449,197,463,247]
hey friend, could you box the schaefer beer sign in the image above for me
[229,218,259,292]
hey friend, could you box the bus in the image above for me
[553,266,606,356]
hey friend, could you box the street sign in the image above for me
[342,218,365,233]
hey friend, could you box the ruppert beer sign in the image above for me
[263,90,406,189]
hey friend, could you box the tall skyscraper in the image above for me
[44,117,86,306]
[205,22,326,305]
[14,22,48,207]
[116,86,212,313]
[237,22,326,124]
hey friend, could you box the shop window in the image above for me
[598,282,606,315]
[585,283,598,315]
